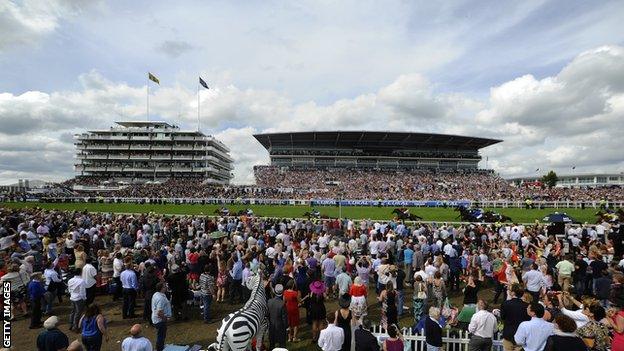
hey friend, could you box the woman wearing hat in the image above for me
[305,280,327,342]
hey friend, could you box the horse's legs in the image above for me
[255,320,267,351]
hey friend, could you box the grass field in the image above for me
[0,201,600,223]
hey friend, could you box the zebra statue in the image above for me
[207,273,267,351]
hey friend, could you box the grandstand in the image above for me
[74,121,233,185]
[253,131,500,170]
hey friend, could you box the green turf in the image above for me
[0,201,601,223]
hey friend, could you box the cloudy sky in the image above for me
[1,0,623,185]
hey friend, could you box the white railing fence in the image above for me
[370,325,503,351]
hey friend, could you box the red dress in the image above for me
[283,289,300,327]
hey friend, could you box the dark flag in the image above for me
[148,72,160,84]
[199,77,209,89]
[572,166,576,170]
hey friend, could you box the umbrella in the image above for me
[209,231,228,239]
[542,212,577,223]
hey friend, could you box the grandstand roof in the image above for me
[253,131,501,150]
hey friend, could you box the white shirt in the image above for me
[113,257,124,278]
[44,268,62,287]
[560,306,590,328]
[67,276,87,301]
[317,323,344,351]
[82,263,97,288]
[121,336,153,351]
[468,310,498,338]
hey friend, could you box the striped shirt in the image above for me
[199,273,216,296]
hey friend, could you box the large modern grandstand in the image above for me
[253,131,501,170]
[74,121,233,185]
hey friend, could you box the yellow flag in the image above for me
[148,72,160,84]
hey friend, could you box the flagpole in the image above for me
[147,77,150,122]
[197,80,200,132]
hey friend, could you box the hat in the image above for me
[274,284,284,296]
[43,316,59,329]
[309,281,326,295]
[170,264,180,273]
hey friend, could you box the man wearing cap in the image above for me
[121,324,153,351]
[28,271,46,329]
[36,316,69,351]
[267,284,288,350]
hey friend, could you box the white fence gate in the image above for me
[371,325,504,351]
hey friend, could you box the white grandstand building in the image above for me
[508,173,624,188]
[74,121,233,184]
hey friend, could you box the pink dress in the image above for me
[612,310,624,351]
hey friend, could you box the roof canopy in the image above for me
[253,131,501,151]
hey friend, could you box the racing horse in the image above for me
[391,208,423,221]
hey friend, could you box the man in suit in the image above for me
[500,284,531,351]
[354,318,380,351]
[267,284,288,350]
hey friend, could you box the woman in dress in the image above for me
[378,282,398,329]
[74,244,86,269]
[216,256,227,302]
[349,276,368,323]
[383,324,404,351]
[335,294,354,351]
[283,280,301,342]
[307,280,327,342]
[413,275,427,323]
[606,306,624,351]
[430,272,447,308]
[576,304,611,351]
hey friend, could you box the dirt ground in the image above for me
[9,283,496,351]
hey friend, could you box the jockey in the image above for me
[246,208,254,216]
[221,207,230,215]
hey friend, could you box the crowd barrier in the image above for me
[7,196,623,209]
[371,325,504,351]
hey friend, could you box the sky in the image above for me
[1,0,623,185]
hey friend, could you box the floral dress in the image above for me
[413,281,427,322]
[576,320,611,351]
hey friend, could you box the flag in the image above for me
[199,77,209,89]
[572,166,576,170]
[535,168,540,172]
[148,72,160,84]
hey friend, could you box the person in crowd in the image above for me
[522,263,545,302]
[412,274,428,324]
[112,252,124,301]
[467,300,497,351]
[151,282,172,351]
[349,276,368,323]
[514,303,554,351]
[43,260,63,314]
[74,244,87,270]
[557,292,591,328]
[555,254,575,292]
[429,272,447,309]
[425,306,443,351]
[78,304,107,351]
[1,262,29,319]
[544,314,588,351]
[199,264,216,323]
[68,267,87,331]
[500,284,531,351]
[82,257,97,305]
[322,252,337,299]
[283,280,301,342]
[268,284,288,349]
[378,282,398,329]
[308,280,328,342]
[37,316,69,351]
[383,324,404,351]
[335,267,352,297]
[28,271,46,329]
[121,324,153,351]
[228,248,244,304]
[141,262,160,324]
[575,304,611,351]
[120,261,138,319]
[606,304,624,351]
[354,318,380,351]
[68,339,85,351]
[318,313,344,351]
[334,294,354,351]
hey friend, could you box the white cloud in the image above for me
[1,45,624,184]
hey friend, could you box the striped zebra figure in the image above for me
[208,273,268,351]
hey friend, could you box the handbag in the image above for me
[441,297,452,318]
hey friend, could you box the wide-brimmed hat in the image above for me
[309,281,326,295]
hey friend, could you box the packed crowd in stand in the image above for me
[1,205,623,351]
[3,168,624,202]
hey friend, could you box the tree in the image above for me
[542,170,559,188]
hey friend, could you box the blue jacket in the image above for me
[28,279,46,301]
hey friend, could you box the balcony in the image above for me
[108,145,130,150]
[172,145,194,151]
[172,155,193,160]
[130,136,151,141]
[129,144,151,150]
[106,166,123,171]
[108,155,129,160]
[129,155,151,160]
[152,145,171,150]
[172,136,197,141]
[171,167,193,172]
[151,155,171,160]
